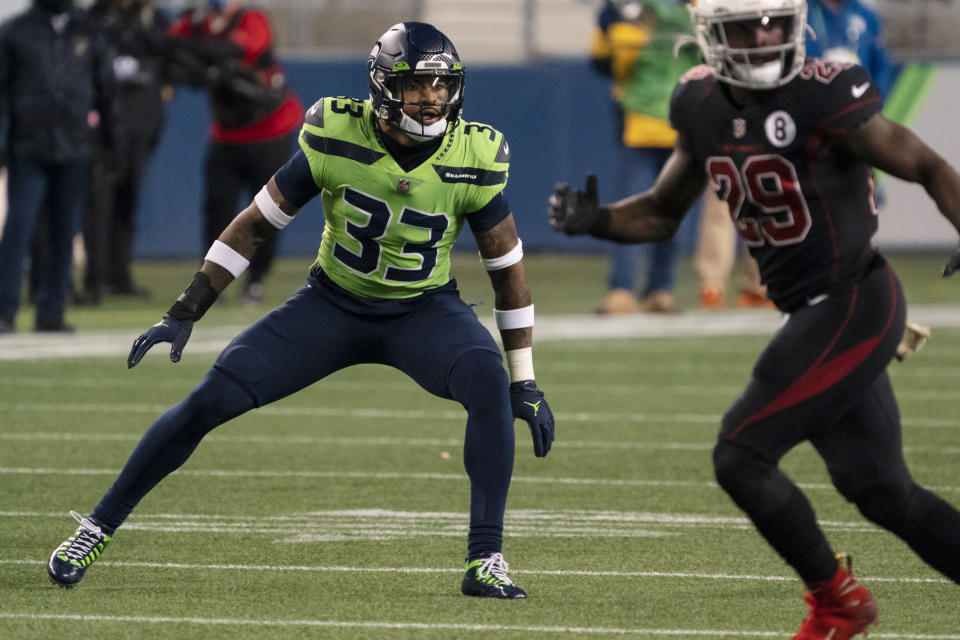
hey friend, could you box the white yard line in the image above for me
[2,465,958,494]
[0,611,957,638]
[1,400,957,429]
[3,374,959,402]
[3,431,960,456]
[0,507,944,541]
[2,305,960,361]
[2,557,952,585]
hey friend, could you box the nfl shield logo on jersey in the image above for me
[397,179,411,194]
[732,118,747,139]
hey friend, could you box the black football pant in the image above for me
[713,253,960,584]
[202,133,295,287]
[83,137,155,296]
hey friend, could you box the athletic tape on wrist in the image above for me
[254,185,295,230]
[480,238,523,271]
[204,240,250,278]
[494,304,534,330]
[170,271,218,321]
[505,347,535,382]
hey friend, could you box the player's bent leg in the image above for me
[713,439,838,583]
[853,483,960,583]
[713,440,874,639]
[47,368,255,588]
[448,348,525,599]
[815,375,960,584]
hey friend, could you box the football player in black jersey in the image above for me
[550,0,960,637]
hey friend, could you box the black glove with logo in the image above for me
[127,272,218,368]
[510,380,555,457]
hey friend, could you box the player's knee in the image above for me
[448,348,508,408]
[713,439,773,498]
[182,368,255,429]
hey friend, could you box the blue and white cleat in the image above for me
[47,510,111,588]
[461,552,527,599]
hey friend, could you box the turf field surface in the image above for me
[1,253,958,639]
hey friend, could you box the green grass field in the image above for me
[1,253,958,639]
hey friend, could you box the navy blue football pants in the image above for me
[713,254,960,584]
[94,278,515,560]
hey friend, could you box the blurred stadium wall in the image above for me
[2,0,959,255]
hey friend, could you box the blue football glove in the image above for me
[942,244,960,277]
[510,380,555,457]
[127,316,194,368]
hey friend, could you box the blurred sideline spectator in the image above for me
[805,0,896,97]
[694,189,772,310]
[0,0,114,333]
[165,0,302,305]
[590,0,702,315]
[76,0,170,305]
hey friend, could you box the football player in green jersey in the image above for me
[48,22,553,600]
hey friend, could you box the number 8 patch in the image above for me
[764,110,797,148]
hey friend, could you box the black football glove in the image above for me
[549,173,600,235]
[127,316,194,368]
[127,271,218,368]
[510,380,555,457]
[942,244,960,277]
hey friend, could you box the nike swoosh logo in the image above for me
[851,82,870,98]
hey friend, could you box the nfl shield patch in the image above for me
[732,117,746,139]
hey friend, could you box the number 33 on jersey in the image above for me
[299,96,511,299]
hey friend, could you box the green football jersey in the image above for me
[298,97,510,299]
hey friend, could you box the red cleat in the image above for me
[698,287,725,310]
[793,556,878,640]
[737,288,776,309]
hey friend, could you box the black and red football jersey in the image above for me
[670,59,883,310]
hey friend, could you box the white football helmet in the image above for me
[688,0,807,89]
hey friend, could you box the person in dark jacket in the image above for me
[0,0,114,332]
[78,0,169,304]
[166,0,302,305]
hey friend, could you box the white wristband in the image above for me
[480,238,523,271]
[494,304,534,330]
[204,240,249,278]
[254,185,295,230]
[505,347,535,382]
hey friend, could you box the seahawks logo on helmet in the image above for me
[368,22,465,140]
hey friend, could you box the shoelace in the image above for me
[59,510,105,561]
[476,553,514,585]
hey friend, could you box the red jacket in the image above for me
[168,8,302,144]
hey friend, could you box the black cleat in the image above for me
[47,511,112,588]
[461,552,527,599]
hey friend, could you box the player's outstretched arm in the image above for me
[839,113,960,276]
[474,215,555,458]
[128,177,297,368]
[549,137,706,243]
